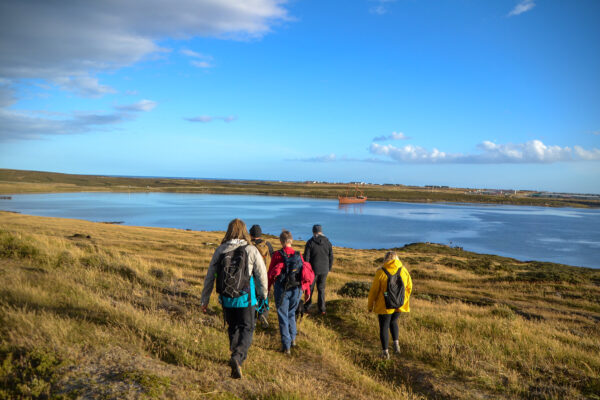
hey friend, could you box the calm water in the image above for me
[2,192,599,268]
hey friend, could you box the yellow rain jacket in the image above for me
[368,259,412,314]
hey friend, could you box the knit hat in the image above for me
[312,224,322,234]
[249,224,262,238]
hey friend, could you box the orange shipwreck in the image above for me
[338,186,367,204]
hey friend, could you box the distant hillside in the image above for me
[1,212,599,399]
[1,168,599,208]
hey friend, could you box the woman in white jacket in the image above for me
[201,218,268,379]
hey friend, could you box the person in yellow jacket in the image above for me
[367,251,412,359]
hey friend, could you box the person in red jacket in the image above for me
[268,230,314,354]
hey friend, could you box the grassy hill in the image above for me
[2,168,599,208]
[1,212,599,399]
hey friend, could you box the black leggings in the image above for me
[378,312,400,350]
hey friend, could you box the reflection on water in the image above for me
[3,192,600,268]
[338,203,364,214]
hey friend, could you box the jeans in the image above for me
[378,312,400,350]
[223,306,255,364]
[274,283,301,350]
[305,273,327,313]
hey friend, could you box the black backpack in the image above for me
[382,268,405,309]
[278,250,303,290]
[216,245,250,298]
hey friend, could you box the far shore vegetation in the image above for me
[1,168,599,208]
[1,211,599,399]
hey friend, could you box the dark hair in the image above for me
[312,224,322,234]
[249,224,262,238]
[221,218,252,244]
[279,230,293,244]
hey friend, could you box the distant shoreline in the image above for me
[1,168,599,209]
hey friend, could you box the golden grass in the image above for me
[1,211,599,399]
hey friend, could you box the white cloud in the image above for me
[0,109,129,141]
[0,0,286,139]
[593,131,600,136]
[0,81,16,107]
[1,100,156,141]
[0,0,288,87]
[115,99,157,112]
[369,0,396,15]
[369,140,600,164]
[191,60,213,69]
[185,115,237,123]
[373,131,410,141]
[508,0,536,17]
[305,154,337,162]
[181,49,214,68]
[180,49,212,59]
[53,76,116,98]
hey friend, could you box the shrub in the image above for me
[338,281,371,298]
[0,230,41,261]
[0,346,65,399]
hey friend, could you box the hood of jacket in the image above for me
[312,234,324,245]
[220,239,247,253]
[383,258,402,274]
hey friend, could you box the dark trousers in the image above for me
[305,273,327,312]
[223,306,255,365]
[378,312,400,350]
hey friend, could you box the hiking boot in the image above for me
[291,340,297,348]
[393,340,401,354]
[281,346,291,355]
[258,313,269,328]
[381,349,390,360]
[229,358,243,379]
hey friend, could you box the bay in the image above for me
[2,192,599,268]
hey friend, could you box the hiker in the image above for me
[249,224,274,269]
[303,224,333,314]
[249,224,274,327]
[268,230,314,354]
[200,218,268,379]
[367,251,412,360]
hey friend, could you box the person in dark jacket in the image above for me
[303,224,333,314]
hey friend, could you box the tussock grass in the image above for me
[1,211,599,399]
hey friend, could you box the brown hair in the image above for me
[221,218,252,244]
[384,251,398,262]
[279,230,293,245]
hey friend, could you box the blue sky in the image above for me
[1,0,599,193]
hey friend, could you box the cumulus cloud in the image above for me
[0,0,288,80]
[1,100,156,141]
[369,140,600,164]
[508,0,535,17]
[373,131,410,142]
[185,115,237,123]
[116,99,157,112]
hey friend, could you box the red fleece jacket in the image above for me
[268,246,315,300]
